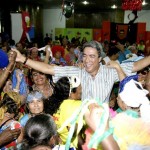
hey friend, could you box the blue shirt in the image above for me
[118,49,131,63]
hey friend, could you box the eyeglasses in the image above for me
[137,70,148,75]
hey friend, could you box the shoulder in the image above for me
[20,114,30,127]
[60,100,82,111]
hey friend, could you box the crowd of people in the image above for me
[0,34,150,150]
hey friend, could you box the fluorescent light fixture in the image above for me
[111,4,117,9]
[82,1,89,5]
[142,0,147,5]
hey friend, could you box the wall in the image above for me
[43,9,66,40]
[43,9,150,41]
[124,10,150,31]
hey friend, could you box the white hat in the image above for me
[119,79,149,107]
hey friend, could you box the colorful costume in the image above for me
[0,120,21,150]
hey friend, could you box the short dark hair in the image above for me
[83,40,101,57]
[108,46,120,56]
[21,114,57,149]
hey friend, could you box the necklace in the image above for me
[33,83,53,98]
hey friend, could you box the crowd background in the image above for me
[0,32,150,150]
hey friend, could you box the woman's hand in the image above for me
[11,48,25,63]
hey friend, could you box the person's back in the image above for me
[116,42,131,63]
[102,46,120,65]
[45,76,83,149]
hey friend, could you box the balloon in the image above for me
[62,1,74,18]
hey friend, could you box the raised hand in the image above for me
[11,48,25,63]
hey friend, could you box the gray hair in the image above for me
[26,90,44,103]
[83,40,102,57]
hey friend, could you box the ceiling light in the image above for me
[82,1,89,5]
[142,0,147,5]
[111,4,117,9]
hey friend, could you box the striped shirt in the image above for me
[53,62,134,102]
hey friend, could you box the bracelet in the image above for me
[23,57,28,65]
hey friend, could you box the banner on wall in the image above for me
[20,11,31,42]
[11,13,23,43]
[117,24,128,40]
[11,12,33,43]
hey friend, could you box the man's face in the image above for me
[82,47,101,76]
[31,48,38,58]
[55,51,61,59]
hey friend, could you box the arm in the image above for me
[12,49,55,75]
[101,134,120,150]
[0,51,16,89]
[145,71,150,97]
[106,61,126,81]
[44,45,51,64]
[84,103,120,150]
[132,56,150,72]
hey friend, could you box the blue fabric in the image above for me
[118,49,131,63]
[12,69,28,95]
[0,49,9,68]
[26,91,43,103]
[119,75,138,93]
[20,114,29,127]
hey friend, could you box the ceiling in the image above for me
[13,0,150,13]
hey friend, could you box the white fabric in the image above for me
[103,56,120,64]
[119,79,149,107]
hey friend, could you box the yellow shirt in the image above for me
[53,99,82,148]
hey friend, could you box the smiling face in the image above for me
[28,99,44,114]
[31,48,38,59]
[82,47,101,77]
[3,79,12,92]
[31,70,47,86]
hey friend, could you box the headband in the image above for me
[26,91,44,103]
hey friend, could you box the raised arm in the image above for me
[106,61,126,81]
[145,71,150,97]
[132,55,150,72]
[12,48,55,75]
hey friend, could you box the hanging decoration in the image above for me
[122,0,143,11]
[62,0,74,18]
[20,11,31,42]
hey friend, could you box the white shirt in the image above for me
[53,62,134,102]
